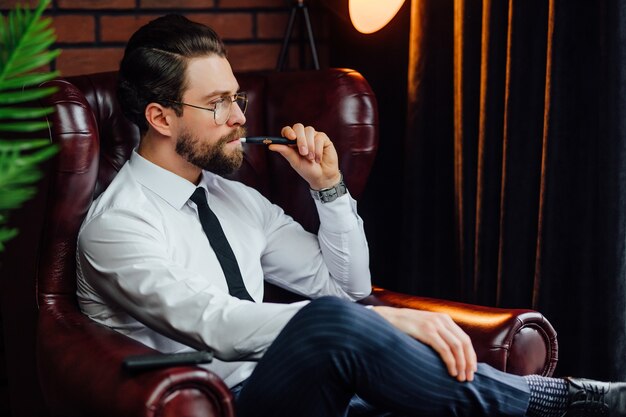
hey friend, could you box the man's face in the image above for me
[173,55,246,175]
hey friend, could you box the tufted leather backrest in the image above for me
[37,69,378,306]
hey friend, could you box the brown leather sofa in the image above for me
[0,69,558,417]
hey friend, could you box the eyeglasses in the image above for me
[165,92,248,125]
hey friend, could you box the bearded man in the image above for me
[76,14,626,417]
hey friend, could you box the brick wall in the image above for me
[1,0,328,76]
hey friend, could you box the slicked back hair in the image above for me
[117,14,227,134]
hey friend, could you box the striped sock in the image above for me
[523,375,568,417]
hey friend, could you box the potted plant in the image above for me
[0,0,60,251]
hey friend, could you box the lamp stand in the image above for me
[276,0,320,71]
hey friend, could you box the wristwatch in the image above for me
[310,173,348,203]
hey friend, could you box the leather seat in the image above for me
[0,68,558,417]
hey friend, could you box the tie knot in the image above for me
[190,187,208,206]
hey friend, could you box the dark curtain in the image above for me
[402,0,626,379]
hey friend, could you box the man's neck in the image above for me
[137,134,202,185]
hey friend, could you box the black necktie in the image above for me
[190,188,253,301]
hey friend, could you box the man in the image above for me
[76,14,626,417]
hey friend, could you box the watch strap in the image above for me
[310,173,347,204]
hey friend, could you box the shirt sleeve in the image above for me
[259,192,372,301]
[77,208,307,362]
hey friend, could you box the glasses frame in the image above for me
[164,92,248,125]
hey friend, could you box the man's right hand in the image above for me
[371,306,478,382]
[268,123,341,191]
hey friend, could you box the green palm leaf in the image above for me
[0,86,58,105]
[0,106,54,119]
[0,0,60,252]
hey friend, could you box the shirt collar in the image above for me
[129,150,202,210]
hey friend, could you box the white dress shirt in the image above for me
[76,150,371,387]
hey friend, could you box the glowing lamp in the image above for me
[277,0,407,70]
[348,0,406,34]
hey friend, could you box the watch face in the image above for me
[310,176,347,203]
[321,188,338,201]
[317,182,347,203]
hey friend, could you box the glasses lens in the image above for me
[214,94,247,125]
[235,93,248,115]
[215,98,230,125]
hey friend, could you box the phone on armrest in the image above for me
[122,350,214,372]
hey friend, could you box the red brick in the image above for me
[53,15,95,43]
[257,10,328,41]
[219,0,284,8]
[101,13,252,43]
[0,0,44,10]
[57,0,134,9]
[100,15,154,42]
[226,43,281,72]
[191,13,252,40]
[56,48,124,76]
[257,12,290,40]
[141,0,215,8]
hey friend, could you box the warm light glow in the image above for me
[348,0,405,34]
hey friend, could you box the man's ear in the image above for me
[145,103,174,137]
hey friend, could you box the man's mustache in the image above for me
[221,126,247,145]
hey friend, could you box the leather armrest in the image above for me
[37,298,235,417]
[360,287,558,377]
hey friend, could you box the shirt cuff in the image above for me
[314,192,359,233]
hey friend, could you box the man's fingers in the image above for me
[304,126,316,161]
[436,326,469,382]
[313,132,326,163]
[468,335,478,379]
[281,124,328,164]
[281,123,306,154]
[268,144,300,166]
[292,123,308,157]
[372,307,478,384]
[426,332,458,379]
[442,317,477,381]
[280,125,297,140]
[459,329,477,381]
[276,123,340,189]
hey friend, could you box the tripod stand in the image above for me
[276,0,320,71]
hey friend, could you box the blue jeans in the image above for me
[234,297,530,417]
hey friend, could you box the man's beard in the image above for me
[175,126,246,176]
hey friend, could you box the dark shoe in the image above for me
[564,377,626,416]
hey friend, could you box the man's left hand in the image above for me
[268,123,341,190]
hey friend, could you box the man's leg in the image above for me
[235,296,530,417]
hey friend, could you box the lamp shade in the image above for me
[348,0,405,34]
